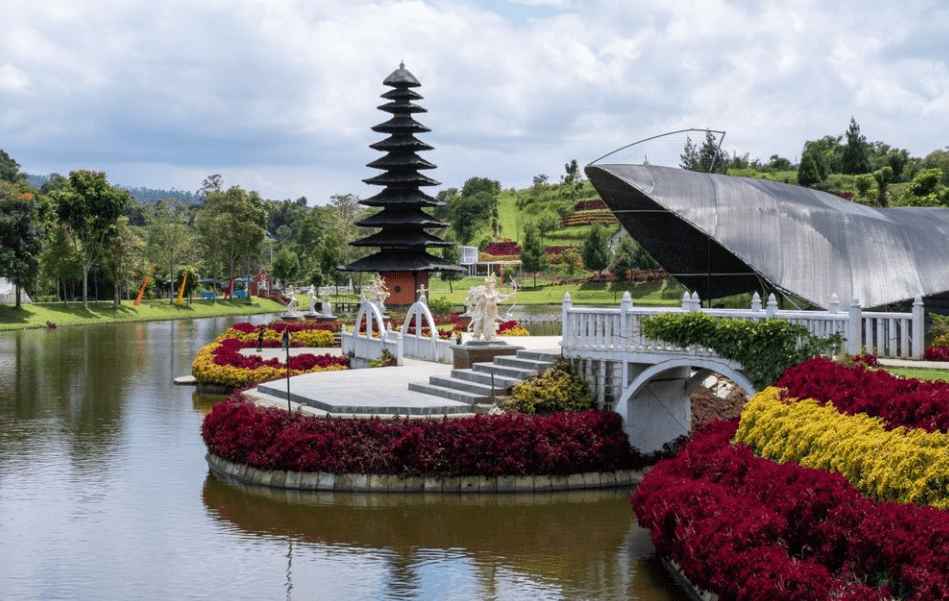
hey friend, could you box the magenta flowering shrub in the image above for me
[212,338,347,371]
[924,345,949,362]
[778,357,949,433]
[482,240,521,256]
[202,398,648,476]
[232,320,339,334]
[631,420,949,601]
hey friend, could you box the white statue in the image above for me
[416,284,428,305]
[364,274,390,307]
[306,284,319,315]
[285,286,299,314]
[321,298,334,318]
[465,274,517,341]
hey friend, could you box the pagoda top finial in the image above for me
[383,62,420,88]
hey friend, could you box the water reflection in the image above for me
[0,314,688,600]
[202,474,689,600]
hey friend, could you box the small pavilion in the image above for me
[339,63,464,305]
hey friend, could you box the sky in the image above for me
[1,0,947,204]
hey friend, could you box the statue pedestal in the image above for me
[451,341,523,370]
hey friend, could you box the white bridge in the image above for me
[560,291,925,453]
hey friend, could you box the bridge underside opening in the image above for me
[615,359,755,454]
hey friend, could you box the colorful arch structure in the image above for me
[585,163,949,310]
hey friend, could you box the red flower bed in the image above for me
[232,320,338,334]
[482,240,521,256]
[631,420,949,601]
[778,357,949,433]
[203,398,649,476]
[212,338,347,371]
[924,345,949,362]
[573,200,607,211]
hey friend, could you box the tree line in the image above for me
[681,119,949,207]
[0,149,373,309]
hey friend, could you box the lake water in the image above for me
[0,316,690,600]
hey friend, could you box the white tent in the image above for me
[0,278,31,304]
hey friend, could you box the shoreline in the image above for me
[206,452,645,493]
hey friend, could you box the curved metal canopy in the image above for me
[586,164,949,310]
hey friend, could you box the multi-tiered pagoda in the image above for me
[339,63,463,306]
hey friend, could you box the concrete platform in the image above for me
[243,336,562,418]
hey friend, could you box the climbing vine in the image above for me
[640,313,841,390]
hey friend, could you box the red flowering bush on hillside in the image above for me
[203,398,649,476]
[631,420,949,601]
[573,200,608,211]
[778,357,949,433]
[482,240,521,256]
[924,345,949,362]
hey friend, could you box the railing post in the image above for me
[620,291,632,351]
[751,292,762,312]
[691,291,700,311]
[913,295,925,359]
[766,293,778,317]
[562,293,572,350]
[847,297,862,355]
[681,291,691,310]
[829,293,839,314]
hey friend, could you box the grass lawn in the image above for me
[885,366,949,382]
[0,297,287,331]
[426,274,684,308]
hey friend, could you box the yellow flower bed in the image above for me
[228,327,335,347]
[736,387,949,508]
[499,324,531,337]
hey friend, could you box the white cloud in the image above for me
[1,0,946,202]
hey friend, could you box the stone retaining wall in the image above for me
[662,559,719,601]
[206,452,644,493]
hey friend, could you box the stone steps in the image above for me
[408,349,560,409]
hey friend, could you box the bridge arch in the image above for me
[612,357,755,454]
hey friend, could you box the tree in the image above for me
[0,149,26,184]
[197,174,223,202]
[102,216,145,306]
[581,223,611,274]
[0,181,43,307]
[697,131,728,174]
[321,193,365,267]
[271,246,301,286]
[146,198,194,303]
[52,170,131,308]
[439,243,464,293]
[609,236,636,301]
[194,186,267,293]
[680,136,699,170]
[802,136,843,179]
[841,117,871,174]
[446,186,495,244]
[680,132,726,173]
[767,155,793,171]
[535,209,560,243]
[797,152,822,187]
[520,222,547,287]
[873,166,893,207]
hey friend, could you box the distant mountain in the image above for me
[25,173,198,204]
[25,174,49,188]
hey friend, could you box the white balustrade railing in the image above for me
[340,300,404,366]
[561,291,925,360]
[400,301,453,363]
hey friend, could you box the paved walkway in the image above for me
[242,336,562,418]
